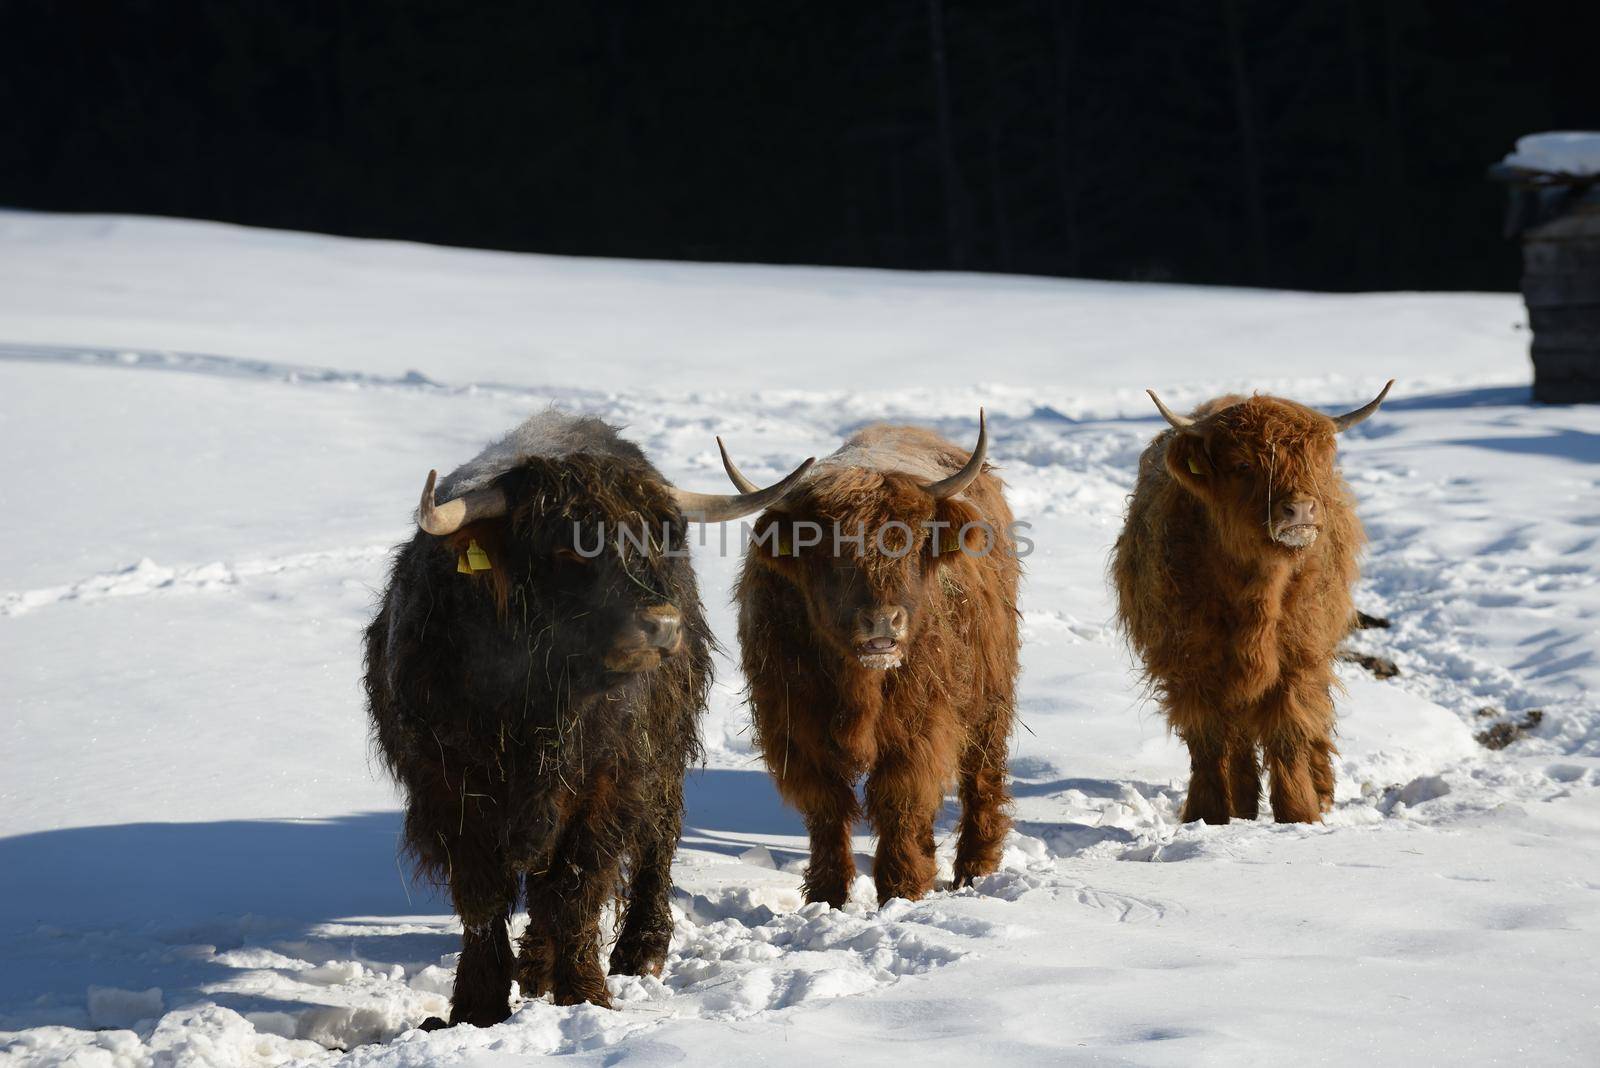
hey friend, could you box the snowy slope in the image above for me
[2,214,1598,1066]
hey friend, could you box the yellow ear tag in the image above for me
[456,554,472,575]
[465,539,492,572]
[1188,457,1204,475]
[941,536,964,555]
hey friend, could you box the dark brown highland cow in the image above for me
[364,411,810,1025]
[1111,382,1393,825]
[728,414,1022,906]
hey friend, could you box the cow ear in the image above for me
[927,497,986,568]
[749,511,801,576]
[443,519,512,616]
[444,519,508,564]
[1164,432,1213,496]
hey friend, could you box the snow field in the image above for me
[3,215,1599,1065]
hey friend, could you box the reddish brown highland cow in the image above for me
[728,414,1022,906]
[1112,382,1393,825]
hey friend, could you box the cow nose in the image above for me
[861,606,909,639]
[639,606,682,650]
[1279,498,1318,526]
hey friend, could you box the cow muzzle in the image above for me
[853,605,908,670]
[604,605,685,673]
[1272,497,1320,548]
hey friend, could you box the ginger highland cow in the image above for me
[728,414,1022,906]
[1112,382,1393,825]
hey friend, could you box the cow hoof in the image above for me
[874,879,932,906]
[418,1016,450,1032]
[551,985,613,1009]
[952,858,1000,889]
[514,961,552,999]
[1184,815,1230,826]
[609,943,667,978]
[447,1004,513,1029]
[550,962,613,1009]
[800,880,852,909]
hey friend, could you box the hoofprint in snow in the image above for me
[3,215,1599,1066]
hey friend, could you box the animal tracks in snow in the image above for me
[0,888,1007,1063]
[0,341,608,406]
[0,546,391,617]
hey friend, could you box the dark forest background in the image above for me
[2,1,1595,291]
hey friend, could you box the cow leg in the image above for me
[446,856,519,1028]
[1178,727,1232,825]
[773,755,860,908]
[1225,731,1262,820]
[1260,673,1337,824]
[1308,735,1337,814]
[1264,734,1322,823]
[866,753,941,904]
[528,860,619,1008]
[802,781,861,907]
[514,877,553,999]
[524,779,627,1007]
[609,789,681,978]
[952,712,1012,888]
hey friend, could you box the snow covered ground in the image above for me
[2,212,1597,1066]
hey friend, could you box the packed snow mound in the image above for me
[1501,130,1600,176]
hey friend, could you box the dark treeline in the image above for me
[2,1,1594,291]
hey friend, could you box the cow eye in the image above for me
[1233,461,1251,473]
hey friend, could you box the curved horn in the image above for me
[716,436,760,493]
[1330,379,1395,433]
[921,409,988,501]
[1147,389,1197,431]
[417,469,508,536]
[672,457,816,523]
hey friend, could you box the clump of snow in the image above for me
[0,1026,147,1067]
[404,966,454,998]
[1501,131,1600,176]
[1391,774,1452,809]
[144,1006,327,1066]
[86,986,163,1030]
[296,1006,405,1052]
[656,892,973,1013]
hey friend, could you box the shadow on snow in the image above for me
[0,769,809,1026]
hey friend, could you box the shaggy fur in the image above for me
[364,412,711,1025]
[736,425,1022,906]
[1112,394,1365,825]
[434,409,641,499]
